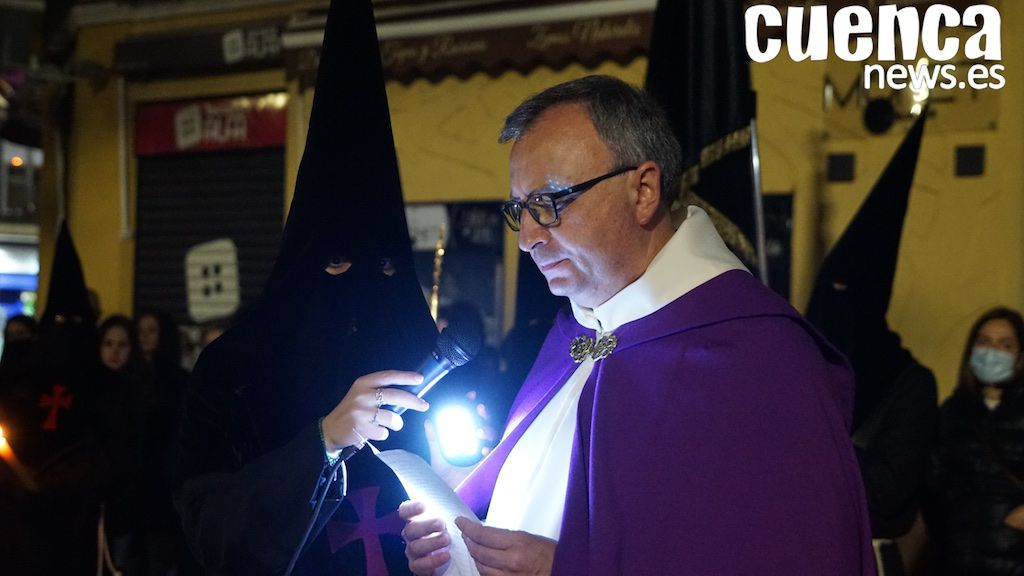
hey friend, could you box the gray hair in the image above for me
[499,75,682,205]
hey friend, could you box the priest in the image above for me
[402,76,876,575]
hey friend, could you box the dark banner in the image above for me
[285,12,653,86]
[115,22,284,79]
[645,0,761,275]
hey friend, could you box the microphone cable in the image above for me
[283,451,349,576]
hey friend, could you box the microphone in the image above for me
[390,321,482,415]
[334,322,481,462]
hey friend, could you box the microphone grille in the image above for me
[436,321,482,367]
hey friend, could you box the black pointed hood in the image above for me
[3,221,99,467]
[805,112,927,429]
[265,0,414,292]
[40,221,95,330]
[203,0,436,445]
[33,220,98,386]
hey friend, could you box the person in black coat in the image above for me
[930,307,1024,576]
[94,315,148,573]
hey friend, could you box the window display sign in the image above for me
[135,93,288,156]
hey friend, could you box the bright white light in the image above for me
[435,405,480,461]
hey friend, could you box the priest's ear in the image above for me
[631,161,663,226]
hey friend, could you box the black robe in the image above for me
[852,357,938,538]
[175,263,435,575]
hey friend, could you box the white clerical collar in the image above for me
[571,206,748,333]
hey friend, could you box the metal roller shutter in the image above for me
[134,148,283,325]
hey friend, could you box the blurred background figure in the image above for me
[99,314,140,374]
[137,310,184,370]
[0,314,38,568]
[929,307,1024,576]
[135,309,196,574]
[1,314,37,378]
[4,313,36,343]
[95,314,147,573]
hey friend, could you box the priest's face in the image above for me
[510,103,641,308]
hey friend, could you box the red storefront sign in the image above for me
[135,93,288,156]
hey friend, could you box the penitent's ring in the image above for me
[370,407,380,425]
[375,388,385,408]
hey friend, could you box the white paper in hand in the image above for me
[373,447,481,576]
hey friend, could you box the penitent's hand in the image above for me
[400,501,452,576]
[322,371,428,453]
[455,517,555,576]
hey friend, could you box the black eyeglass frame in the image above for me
[501,165,638,232]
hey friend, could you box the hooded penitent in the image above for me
[805,112,927,431]
[176,0,438,573]
[0,221,102,574]
[2,220,98,465]
[233,0,437,450]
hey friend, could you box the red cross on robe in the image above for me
[39,384,73,431]
[326,486,404,576]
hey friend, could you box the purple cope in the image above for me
[457,270,876,575]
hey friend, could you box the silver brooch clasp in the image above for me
[569,335,594,363]
[569,333,619,363]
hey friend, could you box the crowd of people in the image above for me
[0,308,229,574]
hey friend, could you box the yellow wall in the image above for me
[752,58,828,310]
[38,2,322,319]
[787,2,1024,397]
[47,4,1024,397]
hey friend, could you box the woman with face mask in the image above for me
[929,307,1024,576]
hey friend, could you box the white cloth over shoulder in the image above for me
[485,206,746,539]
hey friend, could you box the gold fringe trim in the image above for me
[680,125,753,191]
[671,125,757,267]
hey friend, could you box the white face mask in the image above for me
[971,346,1019,385]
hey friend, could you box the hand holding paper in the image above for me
[376,448,480,576]
[455,518,556,576]
[400,501,454,576]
